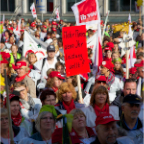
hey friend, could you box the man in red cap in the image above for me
[29,22,37,36]
[99,61,124,103]
[91,113,134,144]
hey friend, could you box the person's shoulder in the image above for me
[117,136,135,144]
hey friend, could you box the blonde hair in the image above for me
[70,108,86,119]
[47,68,55,77]
[0,108,8,117]
[57,82,77,101]
[46,77,57,88]
[35,111,56,133]
[28,53,37,64]
[90,86,110,106]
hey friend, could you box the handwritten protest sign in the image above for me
[62,25,90,76]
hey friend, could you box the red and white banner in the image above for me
[30,3,37,18]
[128,14,136,68]
[71,0,100,26]
[23,31,47,61]
[55,8,60,20]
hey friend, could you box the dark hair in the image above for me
[40,89,56,102]
[124,79,137,88]
[58,38,62,43]
[10,96,19,103]
[55,61,64,70]
[103,36,110,43]
[87,48,93,57]
[136,35,141,42]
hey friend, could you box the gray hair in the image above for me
[35,111,56,133]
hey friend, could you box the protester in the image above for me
[13,61,36,98]
[9,45,21,67]
[4,94,32,135]
[27,52,37,70]
[13,82,42,119]
[46,71,64,92]
[0,108,29,143]
[18,105,57,144]
[56,82,85,113]
[34,45,57,83]
[91,113,134,144]
[53,109,96,144]
[82,86,119,127]
[117,94,143,144]
[99,61,124,102]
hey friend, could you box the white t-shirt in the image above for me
[34,57,57,79]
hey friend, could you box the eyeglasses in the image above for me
[129,103,140,108]
[0,117,8,121]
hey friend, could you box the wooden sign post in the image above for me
[62,25,90,103]
[4,69,14,144]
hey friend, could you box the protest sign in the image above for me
[71,0,100,26]
[23,31,48,61]
[62,25,90,77]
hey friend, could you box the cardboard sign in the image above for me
[62,25,90,76]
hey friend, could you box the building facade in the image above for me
[0,0,143,23]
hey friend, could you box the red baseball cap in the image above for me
[4,94,19,106]
[20,29,24,32]
[49,71,65,80]
[52,28,57,31]
[105,47,112,51]
[134,60,144,68]
[12,61,27,70]
[100,61,115,72]
[52,21,57,25]
[106,42,114,49]
[129,67,137,74]
[96,113,118,126]
[43,25,47,29]
[95,75,106,82]
[8,27,13,31]
[31,23,36,27]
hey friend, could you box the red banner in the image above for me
[78,0,98,23]
[62,25,90,76]
[71,0,100,26]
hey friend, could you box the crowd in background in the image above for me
[0,17,144,144]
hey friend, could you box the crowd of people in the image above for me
[0,17,144,144]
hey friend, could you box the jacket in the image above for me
[22,75,36,98]
[117,116,143,144]
[81,105,119,127]
[18,132,52,144]
[9,53,21,67]
[1,125,29,144]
